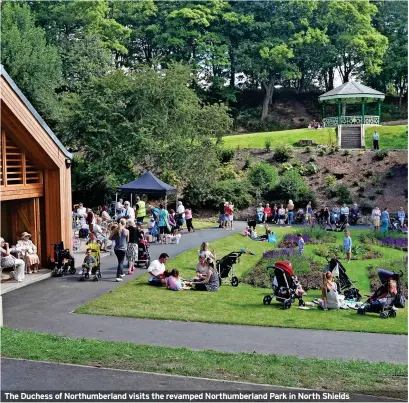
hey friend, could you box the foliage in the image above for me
[273,143,293,162]
[325,175,337,187]
[360,232,408,250]
[211,179,253,210]
[243,155,252,170]
[280,162,293,172]
[314,244,383,260]
[317,149,325,156]
[304,146,311,153]
[360,202,373,215]
[264,138,272,152]
[374,149,389,161]
[217,164,237,181]
[219,148,236,164]
[302,227,337,244]
[300,162,318,176]
[247,162,279,193]
[326,184,352,204]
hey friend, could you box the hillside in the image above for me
[234,148,408,214]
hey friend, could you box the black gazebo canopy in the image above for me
[118,171,176,196]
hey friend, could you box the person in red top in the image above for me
[224,202,234,230]
[264,203,272,223]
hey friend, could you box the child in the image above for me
[81,248,96,276]
[166,269,183,291]
[343,230,352,263]
[297,233,304,255]
[185,206,194,232]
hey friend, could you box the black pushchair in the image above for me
[247,217,257,230]
[135,240,151,269]
[324,257,361,300]
[263,261,305,309]
[358,269,405,318]
[216,251,242,287]
[48,242,76,277]
[325,220,347,232]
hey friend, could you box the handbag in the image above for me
[395,293,406,308]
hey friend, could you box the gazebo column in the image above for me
[377,100,382,123]
[337,99,341,124]
[322,101,326,119]
[361,98,366,124]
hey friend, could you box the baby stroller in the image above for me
[135,239,151,269]
[389,218,402,232]
[79,241,101,281]
[247,217,257,230]
[294,210,305,225]
[324,257,361,300]
[358,269,405,318]
[263,261,305,309]
[48,242,76,277]
[325,220,347,232]
[216,251,242,287]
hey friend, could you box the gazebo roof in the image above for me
[319,81,385,103]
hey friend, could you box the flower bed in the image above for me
[314,244,383,260]
[278,234,311,248]
[378,237,408,250]
[360,232,408,251]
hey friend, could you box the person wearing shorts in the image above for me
[372,206,381,230]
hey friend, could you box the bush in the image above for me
[343,149,351,156]
[374,149,388,161]
[385,170,394,178]
[272,169,316,205]
[352,181,359,187]
[360,201,373,215]
[317,149,325,156]
[305,146,311,153]
[281,162,293,171]
[273,143,293,162]
[217,164,237,180]
[219,148,235,164]
[308,155,317,162]
[212,179,253,209]
[326,183,352,204]
[243,155,252,170]
[325,174,337,187]
[247,162,279,192]
[264,138,272,152]
[300,162,319,176]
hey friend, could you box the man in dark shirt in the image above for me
[218,198,226,228]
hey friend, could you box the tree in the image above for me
[247,162,279,193]
[1,2,62,121]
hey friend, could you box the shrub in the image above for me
[243,155,252,170]
[212,179,253,209]
[359,150,365,156]
[326,183,352,204]
[305,146,311,153]
[281,162,293,171]
[352,181,359,187]
[308,155,317,162]
[291,159,302,168]
[247,162,279,192]
[217,164,237,180]
[317,149,325,156]
[314,244,383,259]
[343,149,351,156]
[274,143,293,162]
[300,162,319,176]
[360,201,373,215]
[219,148,235,164]
[375,189,384,195]
[264,138,272,152]
[325,174,337,187]
[364,171,373,178]
[374,149,388,161]
[385,170,394,178]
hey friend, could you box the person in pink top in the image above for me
[185,205,194,232]
[166,269,183,291]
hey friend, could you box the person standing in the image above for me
[135,196,146,223]
[126,220,142,274]
[306,202,313,226]
[109,218,129,282]
[380,207,390,234]
[264,203,272,223]
[185,205,194,233]
[176,201,186,228]
[157,204,170,244]
[121,201,135,221]
[116,199,124,215]
[287,200,295,226]
[397,207,406,228]
[343,231,352,263]
[373,130,380,150]
[371,206,381,231]
[225,202,234,230]
[297,233,305,255]
[218,198,226,228]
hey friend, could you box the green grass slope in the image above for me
[365,125,408,149]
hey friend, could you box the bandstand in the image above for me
[319,81,385,149]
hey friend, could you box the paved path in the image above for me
[1,358,399,402]
[2,222,407,364]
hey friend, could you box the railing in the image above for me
[323,115,380,127]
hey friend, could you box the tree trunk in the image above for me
[328,68,334,90]
[261,76,275,121]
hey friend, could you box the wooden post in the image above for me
[377,100,382,123]
[337,99,341,124]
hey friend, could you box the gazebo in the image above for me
[319,81,385,148]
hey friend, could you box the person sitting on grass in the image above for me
[147,253,169,286]
[166,268,184,291]
[313,272,340,311]
[189,257,220,292]
[81,248,96,277]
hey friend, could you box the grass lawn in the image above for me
[2,327,407,399]
[222,128,336,149]
[77,227,408,334]
[365,125,407,149]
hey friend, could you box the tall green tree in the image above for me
[1,2,62,121]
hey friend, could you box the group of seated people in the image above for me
[308,120,323,129]
[255,201,313,226]
[147,242,220,292]
[0,232,41,282]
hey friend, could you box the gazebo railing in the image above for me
[323,115,380,127]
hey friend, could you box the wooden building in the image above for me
[1,65,72,265]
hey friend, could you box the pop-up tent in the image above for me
[117,171,176,208]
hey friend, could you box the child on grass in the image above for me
[297,233,305,255]
[343,230,352,263]
[166,268,184,291]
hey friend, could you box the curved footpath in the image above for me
[2,223,407,364]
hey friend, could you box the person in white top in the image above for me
[372,206,381,230]
[197,242,216,260]
[373,131,380,150]
[116,199,124,214]
[340,204,350,224]
[121,201,135,220]
[76,203,87,219]
[148,253,169,286]
[176,201,186,228]
[256,203,265,223]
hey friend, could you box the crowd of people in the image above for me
[308,120,323,129]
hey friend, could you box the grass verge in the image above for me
[1,328,407,399]
[365,125,407,149]
[222,128,336,149]
[76,228,408,334]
